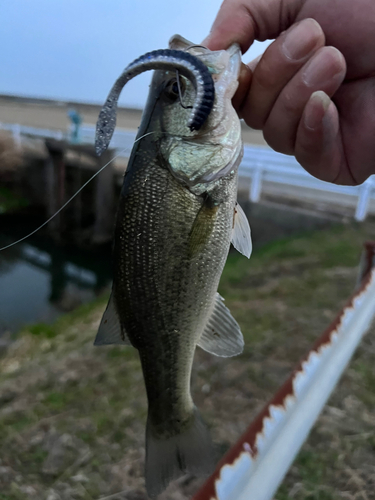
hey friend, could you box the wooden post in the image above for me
[45,140,65,240]
[92,149,114,244]
[73,153,83,233]
[45,155,58,235]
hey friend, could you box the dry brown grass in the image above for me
[0,220,374,499]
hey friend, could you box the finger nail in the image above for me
[201,34,211,46]
[282,19,322,61]
[247,54,262,72]
[304,91,331,130]
[303,47,345,87]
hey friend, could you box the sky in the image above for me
[0,0,271,109]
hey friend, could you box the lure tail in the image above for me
[145,407,215,497]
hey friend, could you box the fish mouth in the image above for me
[169,34,242,104]
[155,38,243,190]
[95,49,216,156]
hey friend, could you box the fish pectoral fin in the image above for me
[188,200,218,258]
[197,293,244,357]
[94,293,131,346]
[231,201,252,258]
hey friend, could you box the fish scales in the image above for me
[94,34,252,497]
[114,134,238,435]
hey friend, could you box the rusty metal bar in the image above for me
[193,242,375,500]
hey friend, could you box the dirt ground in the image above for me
[0,220,374,500]
[0,95,266,146]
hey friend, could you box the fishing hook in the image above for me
[185,44,209,51]
[175,70,193,110]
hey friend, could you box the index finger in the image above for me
[202,0,256,52]
[203,0,303,53]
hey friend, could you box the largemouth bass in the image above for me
[94,35,252,497]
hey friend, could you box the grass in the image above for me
[0,187,29,214]
[21,294,110,343]
[0,219,374,499]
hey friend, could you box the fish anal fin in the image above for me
[231,201,252,258]
[94,293,131,346]
[197,293,244,357]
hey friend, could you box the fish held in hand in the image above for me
[94,34,252,497]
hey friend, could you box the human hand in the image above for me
[203,0,375,185]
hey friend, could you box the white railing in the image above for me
[1,122,65,142]
[239,145,375,221]
[1,122,374,221]
[193,243,375,500]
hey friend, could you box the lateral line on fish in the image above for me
[0,132,156,252]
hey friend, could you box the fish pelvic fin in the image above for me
[197,292,244,357]
[94,292,131,346]
[231,201,252,259]
[145,407,215,497]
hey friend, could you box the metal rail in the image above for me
[192,242,375,500]
[1,122,374,221]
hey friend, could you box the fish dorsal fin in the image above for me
[197,293,244,357]
[231,202,252,258]
[94,293,131,346]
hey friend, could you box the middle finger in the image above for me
[240,18,325,128]
[264,46,346,154]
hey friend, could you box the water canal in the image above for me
[0,202,334,336]
[0,215,112,335]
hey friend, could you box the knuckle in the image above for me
[280,89,300,117]
[241,100,265,129]
[244,112,265,130]
[254,56,281,90]
[263,121,294,155]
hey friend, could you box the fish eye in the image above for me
[164,77,185,101]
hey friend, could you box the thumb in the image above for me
[203,0,302,53]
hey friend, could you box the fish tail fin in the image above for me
[145,407,215,497]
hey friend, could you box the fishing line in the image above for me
[0,131,155,252]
